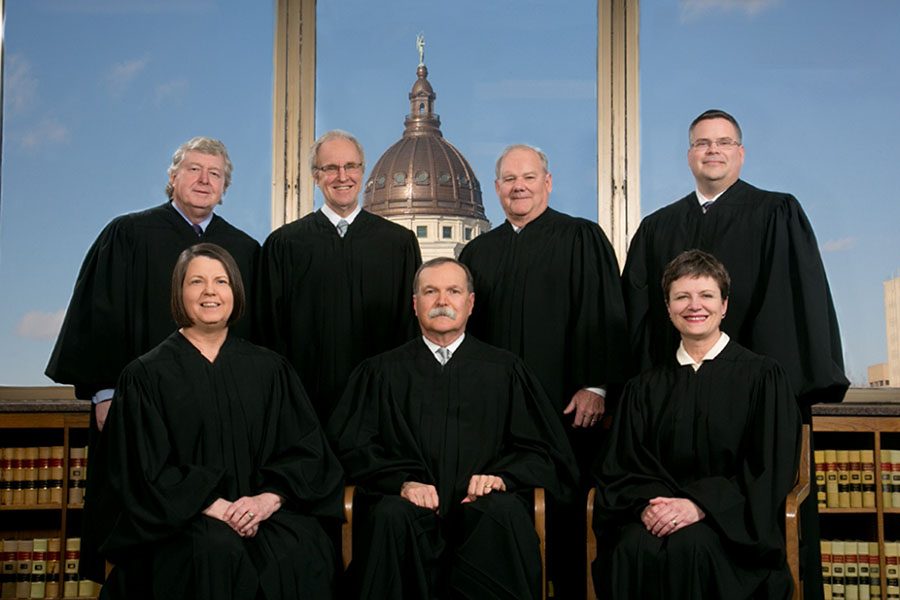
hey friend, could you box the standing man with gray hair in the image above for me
[459,143,628,598]
[255,130,422,423]
[46,135,260,581]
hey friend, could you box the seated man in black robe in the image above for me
[98,244,344,600]
[327,257,579,600]
[593,250,801,599]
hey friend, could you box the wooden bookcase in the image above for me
[812,393,900,599]
[0,386,98,599]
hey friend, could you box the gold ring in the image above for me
[671,519,677,526]
[248,512,255,519]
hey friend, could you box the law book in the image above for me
[823,540,834,600]
[838,450,852,508]
[827,449,841,508]
[36,447,51,505]
[22,447,39,506]
[871,541,883,600]
[67,448,86,507]
[817,450,828,508]
[1,539,17,599]
[891,451,900,510]
[860,542,872,600]
[846,540,860,600]
[850,451,864,508]
[62,538,79,599]
[834,540,847,600]
[48,447,64,506]
[29,538,47,599]
[883,450,893,508]
[885,542,899,600]
[0,448,13,506]
[15,539,33,600]
[77,580,99,598]
[11,448,25,506]
[45,538,61,600]
[863,450,877,509]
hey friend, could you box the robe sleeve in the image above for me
[480,360,580,504]
[103,361,225,548]
[253,231,291,356]
[680,362,800,563]
[45,219,137,399]
[254,358,345,519]
[326,361,432,494]
[750,198,849,406]
[567,223,630,396]
[620,222,655,379]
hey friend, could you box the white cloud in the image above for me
[155,79,189,105]
[106,57,150,96]
[679,0,780,21]
[5,55,39,114]
[20,118,71,150]
[16,310,66,340]
[475,79,595,100]
[821,237,856,253]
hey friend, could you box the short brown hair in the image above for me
[170,243,245,328]
[661,249,731,302]
[689,109,743,144]
[413,257,474,294]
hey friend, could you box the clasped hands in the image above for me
[400,474,506,511]
[640,496,705,537]
[203,492,283,538]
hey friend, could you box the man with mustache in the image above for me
[255,130,422,422]
[328,257,578,600]
[621,109,848,600]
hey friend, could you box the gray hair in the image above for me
[166,137,233,200]
[310,130,366,174]
[413,257,475,294]
[494,144,550,179]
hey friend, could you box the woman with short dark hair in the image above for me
[98,243,343,600]
[592,249,800,599]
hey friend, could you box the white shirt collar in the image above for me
[695,188,727,207]
[170,201,214,232]
[422,334,466,364]
[676,332,730,371]
[321,203,362,227]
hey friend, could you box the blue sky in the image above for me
[1,0,898,386]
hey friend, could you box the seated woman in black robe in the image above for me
[97,243,344,600]
[592,249,801,599]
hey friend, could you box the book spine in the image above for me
[36,447,51,505]
[67,448,86,507]
[11,448,25,506]
[0,448,13,506]
[15,539,33,600]
[860,541,872,600]
[871,541,883,600]
[850,451,863,509]
[883,450,893,508]
[45,538,61,600]
[817,450,828,508]
[863,450,877,509]
[62,538,79,598]
[29,538,47,599]
[823,540,834,600]
[22,448,38,506]
[48,447,64,506]
[834,540,847,600]
[885,542,899,600]
[1,539,17,599]
[847,540,860,600]
[828,449,841,508]
[838,450,852,508]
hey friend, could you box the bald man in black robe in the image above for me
[328,258,578,600]
[255,130,421,422]
[622,109,848,600]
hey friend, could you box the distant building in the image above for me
[364,59,490,260]
[867,275,900,388]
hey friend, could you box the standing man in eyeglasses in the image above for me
[256,130,422,422]
[622,109,848,600]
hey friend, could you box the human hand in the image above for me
[640,497,705,537]
[461,474,507,503]
[562,389,605,428]
[400,481,440,511]
[95,400,112,431]
[223,492,283,537]
[202,498,232,521]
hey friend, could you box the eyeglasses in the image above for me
[315,162,364,175]
[690,138,741,150]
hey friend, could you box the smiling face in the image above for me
[181,256,233,331]
[687,117,745,197]
[413,262,475,345]
[666,275,728,345]
[169,151,226,222]
[313,137,363,216]
[495,147,552,228]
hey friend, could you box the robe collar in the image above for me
[421,333,466,365]
[676,332,730,371]
[320,202,362,227]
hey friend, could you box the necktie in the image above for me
[436,347,450,366]
[701,201,713,214]
[336,219,349,238]
[193,223,203,236]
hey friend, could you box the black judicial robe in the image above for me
[98,332,344,600]
[592,341,801,600]
[458,208,629,467]
[46,202,260,400]
[255,209,421,421]
[327,336,579,599]
[622,180,848,407]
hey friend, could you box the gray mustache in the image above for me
[428,306,458,319]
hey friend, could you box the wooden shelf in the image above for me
[0,503,63,511]
[819,507,878,514]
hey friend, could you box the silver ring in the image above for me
[671,519,678,526]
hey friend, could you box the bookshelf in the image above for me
[0,386,99,599]
[813,392,900,600]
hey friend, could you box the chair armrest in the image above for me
[785,425,810,600]
[534,487,546,599]
[587,487,597,599]
[342,485,356,571]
